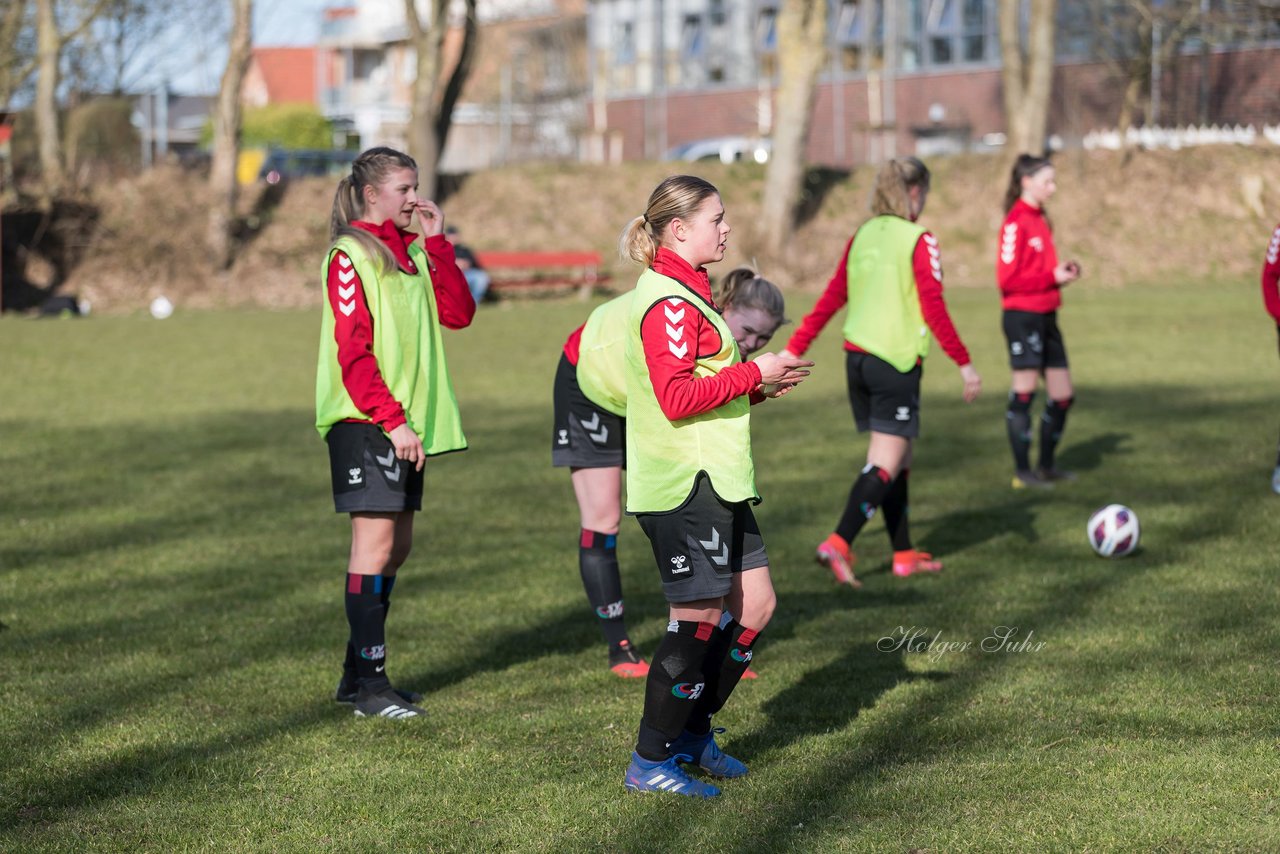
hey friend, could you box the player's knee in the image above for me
[737,588,776,630]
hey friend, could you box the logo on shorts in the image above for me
[698,527,730,567]
[671,681,704,700]
[895,406,911,421]
[731,648,753,663]
[596,600,624,619]
[670,555,690,574]
[557,429,569,445]
[1027,332,1042,353]
[374,448,402,483]
[579,412,609,444]
[359,644,386,661]
[1011,341,1024,356]
[348,467,363,485]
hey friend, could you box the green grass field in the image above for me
[2,280,1279,851]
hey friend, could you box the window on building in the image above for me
[837,0,865,71]
[614,20,635,66]
[709,0,727,27]
[962,0,986,61]
[757,6,778,53]
[682,14,705,59]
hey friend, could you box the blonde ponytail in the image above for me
[618,215,660,266]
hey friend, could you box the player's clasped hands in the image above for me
[753,351,814,398]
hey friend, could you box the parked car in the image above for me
[667,136,771,165]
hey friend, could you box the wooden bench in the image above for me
[473,250,609,299]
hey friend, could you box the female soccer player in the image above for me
[618,176,811,799]
[1263,220,1280,492]
[997,154,1082,488]
[782,156,981,587]
[316,147,475,719]
[552,269,789,678]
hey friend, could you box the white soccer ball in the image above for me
[1086,504,1140,558]
[149,296,174,319]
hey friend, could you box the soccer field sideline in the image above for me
[1,280,1278,850]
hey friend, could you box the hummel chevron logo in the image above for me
[338,269,355,285]
[699,527,730,566]
[666,323,683,342]
[580,412,609,444]
[374,449,402,482]
[668,341,688,359]
[338,284,356,300]
[664,305,685,324]
[339,301,356,317]
[337,254,352,270]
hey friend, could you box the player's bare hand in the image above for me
[754,352,813,386]
[762,382,797,399]
[1055,261,1081,285]
[414,200,444,238]
[389,423,426,471]
[959,363,982,403]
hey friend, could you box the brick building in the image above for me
[585,0,1280,167]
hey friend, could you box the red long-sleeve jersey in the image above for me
[1263,222,1280,324]
[637,248,763,421]
[562,325,584,365]
[324,220,475,433]
[997,199,1061,313]
[783,230,971,366]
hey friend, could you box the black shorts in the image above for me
[1003,310,1069,371]
[326,421,424,513]
[636,473,769,604]
[551,353,625,469]
[846,351,922,439]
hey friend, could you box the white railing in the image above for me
[1083,123,1280,150]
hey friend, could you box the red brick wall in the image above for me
[591,46,1280,167]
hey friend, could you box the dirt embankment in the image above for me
[5,146,1279,314]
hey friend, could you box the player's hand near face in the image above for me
[389,423,426,471]
[414,200,444,238]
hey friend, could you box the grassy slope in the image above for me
[2,276,1279,851]
[60,145,1280,312]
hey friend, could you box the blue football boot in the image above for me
[669,728,748,778]
[623,753,721,798]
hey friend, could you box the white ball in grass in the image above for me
[149,296,174,319]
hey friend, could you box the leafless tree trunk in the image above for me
[404,0,477,200]
[999,0,1056,156]
[759,0,826,258]
[35,0,62,203]
[206,0,252,270]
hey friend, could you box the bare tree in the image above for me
[759,0,827,258]
[27,0,118,202]
[0,0,34,109]
[206,0,252,271]
[403,0,478,200]
[998,0,1056,156]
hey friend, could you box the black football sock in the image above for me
[685,619,761,736]
[579,529,630,649]
[634,620,714,761]
[345,573,390,693]
[882,469,913,552]
[834,464,893,544]
[1038,396,1073,472]
[1006,391,1035,472]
